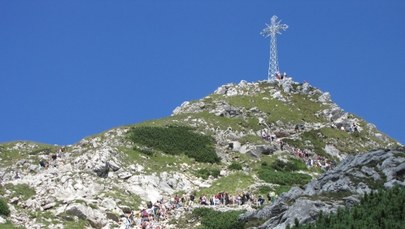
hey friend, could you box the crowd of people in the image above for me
[260,127,336,172]
[38,147,65,169]
[292,147,335,171]
[123,191,275,229]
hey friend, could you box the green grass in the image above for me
[238,134,265,145]
[4,183,36,201]
[120,147,197,174]
[0,149,23,166]
[289,94,326,122]
[197,172,255,196]
[285,126,396,159]
[227,151,260,170]
[195,168,221,179]
[224,93,325,124]
[0,142,58,167]
[137,111,244,133]
[273,185,293,195]
[0,221,25,229]
[28,210,57,227]
[271,158,308,172]
[228,162,243,171]
[257,185,272,195]
[189,112,246,132]
[320,127,369,153]
[62,219,89,229]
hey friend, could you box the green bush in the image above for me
[291,186,405,229]
[228,162,243,171]
[271,159,307,172]
[258,164,311,186]
[257,185,272,195]
[196,168,221,179]
[0,198,10,216]
[128,125,220,163]
[192,208,245,229]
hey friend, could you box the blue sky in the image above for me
[1,1,404,145]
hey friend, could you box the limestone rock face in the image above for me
[65,204,107,229]
[318,92,331,103]
[241,149,405,229]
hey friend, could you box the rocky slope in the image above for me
[241,147,405,228]
[0,77,401,229]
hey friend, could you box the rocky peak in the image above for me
[0,77,402,229]
[172,78,399,161]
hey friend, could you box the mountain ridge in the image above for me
[0,77,402,229]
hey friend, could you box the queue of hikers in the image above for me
[123,191,276,229]
[39,147,66,169]
[260,129,335,171]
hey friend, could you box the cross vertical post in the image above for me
[261,15,288,81]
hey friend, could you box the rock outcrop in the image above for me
[241,148,405,229]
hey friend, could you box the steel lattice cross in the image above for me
[261,15,288,81]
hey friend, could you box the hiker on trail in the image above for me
[225,192,230,205]
[189,193,195,203]
[245,192,252,203]
[56,147,65,158]
[152,203,161,221]
[14,171,20,179]
[279,141,285,151]
[258,196,265,206]
[200,195,208,205]
[140,208,149,225]
[124,215,131,229]
[39,159,49,169]
[124,212,135,229]
[267,192,272,203]
[261,130,268,140]
[351,123,358,132]
[276,72,281,80]
[234,194,240,205]
[147,201,153,209]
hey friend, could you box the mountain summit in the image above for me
[0,77,402,229]
[172,78,398,157]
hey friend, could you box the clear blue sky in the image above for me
[1,1,404,145]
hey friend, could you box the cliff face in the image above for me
[0,78,401,228]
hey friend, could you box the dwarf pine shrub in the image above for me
[128,125,220,163]
[0,198,10,216]
[192,208,245,229]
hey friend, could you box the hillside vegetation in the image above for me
[290,185,405,229]
[128,125,220,163]
[0,78,401,229]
